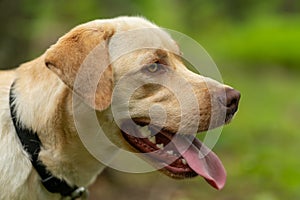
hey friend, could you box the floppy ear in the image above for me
[45,23,115,111]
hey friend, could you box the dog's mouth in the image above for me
[121,119,226,190]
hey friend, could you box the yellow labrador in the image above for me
[0,16,240,200]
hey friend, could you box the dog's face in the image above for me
[45,16,240,190]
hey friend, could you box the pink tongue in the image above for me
[173,135,226,190]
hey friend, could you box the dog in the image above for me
[0,16,240,200]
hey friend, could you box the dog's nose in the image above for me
[224,87,240,113]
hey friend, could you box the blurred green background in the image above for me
[1,0,300,199]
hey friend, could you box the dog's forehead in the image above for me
[107,17,180,62]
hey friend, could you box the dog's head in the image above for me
[45,16,240,190]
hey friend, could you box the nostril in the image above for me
[225,87,241,109]
[217,87,241,123]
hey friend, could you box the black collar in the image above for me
[9,82,88,199]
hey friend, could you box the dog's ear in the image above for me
[45,23,115,111]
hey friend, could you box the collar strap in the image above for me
[9,82,88,199]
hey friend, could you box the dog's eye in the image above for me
[144,62,165,74]
[147,63,159,73]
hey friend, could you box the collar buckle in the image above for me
[68,187,89,200]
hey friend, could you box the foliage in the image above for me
[201,15,300,69]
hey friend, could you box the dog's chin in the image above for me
[120,118,227,190]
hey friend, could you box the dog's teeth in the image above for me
[156,143,164,149]
[181,159,187,165]
[139,126,151,137]
[148,136,156,144]
[166,150,174,155]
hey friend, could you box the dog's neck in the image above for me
[13,56,106,187]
